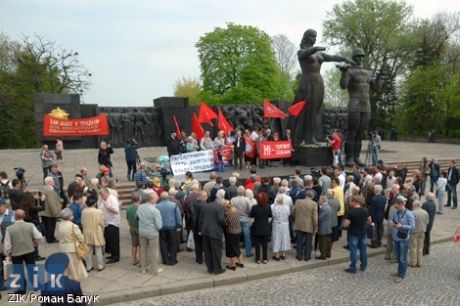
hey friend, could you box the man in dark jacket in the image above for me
[98,141,114,168]
[190,191,206,264]
[369,185,386,248]
[445,160,459,209]
[233,130,246,170]
[124,138,140,181]
[199,195,226,274]
[165,131,181,157]
[422,192,436,255]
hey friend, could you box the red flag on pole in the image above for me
[263,100,286,119]
[192,113,204,141]
[198,101,218,126]
[288,101,307,117]
[217,109,233,134]
[172,115,181,137]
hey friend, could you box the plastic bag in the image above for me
[187,230,195,250]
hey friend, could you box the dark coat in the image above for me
[199,201,226,240]
[233,136,246,154]
[165,137,181,156]
[369,194,386,223]
[422,200,436,232]
[447,166,460,185]
[98,147,114,167]
[124,143,140,162]
[249,204,272,236]
[190,200,205,233]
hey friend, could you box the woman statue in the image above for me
[291,29,352,146]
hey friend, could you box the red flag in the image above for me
[244,135,256,159]
[172,115,181,137]
[192,113,204,141]
[198,101,217,126]
[288,101,307,117]
[263,100,286,119]
[217,109,233,134]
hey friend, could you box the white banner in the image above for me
[170,150,215,176]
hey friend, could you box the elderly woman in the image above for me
[55,208,88,281]
[186,136,199,152]
[215,189,226,206]
[245,189,257,207]
[224,199,243,270]
[81,194,105,272]
[271,193,291,260]
[250,192,272,264]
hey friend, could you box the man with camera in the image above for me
[125,138,140,181]
[390,196,415,283]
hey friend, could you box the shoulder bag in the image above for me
[72,225,89,259]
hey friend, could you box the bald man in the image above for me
[4,209,43,293]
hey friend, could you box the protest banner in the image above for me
[43,114,109,137]
[258,140,292,159]
[170,150,214,175]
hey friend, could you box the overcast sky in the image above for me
[1,0,459,106]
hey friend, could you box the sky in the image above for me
[1,0,459,106]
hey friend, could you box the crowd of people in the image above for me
[165,126,294,171]
[0,135,458,293]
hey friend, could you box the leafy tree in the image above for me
[0,33,90,148]
[323,68,347,108]
[322,0,415,129]
[173,76,202,106]
[271,34,297,76]
[196,23,283,104]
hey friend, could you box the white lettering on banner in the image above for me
[170,150,215,175]
[263,145,271,156]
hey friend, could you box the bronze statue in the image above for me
[290,29,352,146]
[339,48,383,166]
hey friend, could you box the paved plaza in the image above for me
[0,141,459,305]
[111,241,460,306]
[1,140,459,189]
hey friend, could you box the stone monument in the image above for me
[339,48,383,166]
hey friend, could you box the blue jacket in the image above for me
[391,208,415,241]
[124,143,140,162]
[156,199,182,230]
[69,203,82,228]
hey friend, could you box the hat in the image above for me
[101,166,110,174]
[152,177,161,187]
[45,252,69,274]
[0,199,7,206]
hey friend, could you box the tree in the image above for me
[0,33,91,148]
[323,68,347,108]
[271,34,297,76]
[173,76,201,106]
[322,0,415,129]
[196,23,282,104]
[397,12,460,137]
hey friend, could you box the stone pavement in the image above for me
[110,241,460,306]
[11,198,455,306]
[1,140,459,189]
[0,141,459,305]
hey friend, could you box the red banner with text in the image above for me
[258,141,292,159]
[43,114,110,137]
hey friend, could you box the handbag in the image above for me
[72,225,89,259]
[394,210,408,239]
